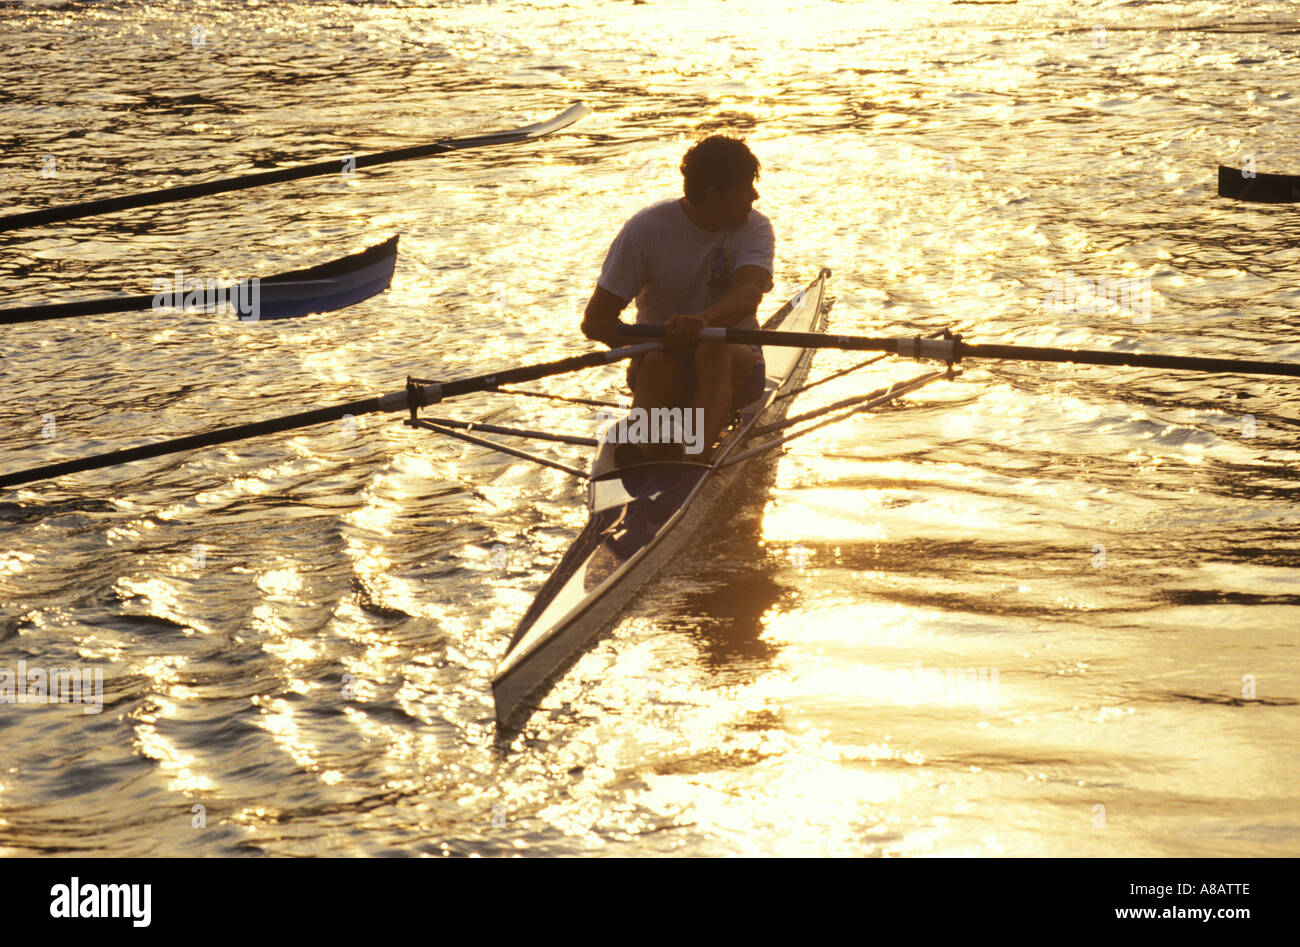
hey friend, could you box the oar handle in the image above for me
[617,323,664,337]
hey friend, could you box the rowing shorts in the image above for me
[675,343,766,409]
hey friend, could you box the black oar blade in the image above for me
[1217,165,1300,203]
[0,235,398,325]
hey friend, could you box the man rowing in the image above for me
[581,135,774,463]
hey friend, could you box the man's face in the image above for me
[711,178,758,227]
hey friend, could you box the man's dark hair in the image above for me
[680,135,760,203]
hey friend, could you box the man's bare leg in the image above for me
[628,351,679,413]
[624,351,682,462]
[624,344,756,462]
[691,342,755,458]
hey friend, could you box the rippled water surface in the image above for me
[1,0,1298,856]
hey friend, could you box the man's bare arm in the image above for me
[581,286,630,348]
[694,265,772,328]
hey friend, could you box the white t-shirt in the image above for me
[597,198,775,328]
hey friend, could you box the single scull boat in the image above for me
[490,269,833,730]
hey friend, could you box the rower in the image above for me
[581,135,774,463]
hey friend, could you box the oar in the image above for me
[0,341,660,489]
[0,103,590,233]
[1217,165,1300,204]
[617,324,1300,379]
[0,235,398,325]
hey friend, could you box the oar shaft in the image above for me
[0,158,380,231]
[1,340,658,488]
[618,323,893,352]
[0,397,381,489]
[618,324,1300,379]
[400,342,661,407]
[0,293,157,325]
[962,342,1300,378]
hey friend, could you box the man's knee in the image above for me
[642,349,677,371]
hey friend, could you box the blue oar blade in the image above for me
[239,235,399,321]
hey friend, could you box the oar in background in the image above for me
[0,103,591,232]
[0,235,399,325]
